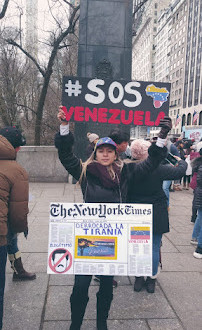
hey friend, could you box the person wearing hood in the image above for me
[127,139,187,294]
[0,126,30,329]
[191,148,202,258]
[55,106,172,330]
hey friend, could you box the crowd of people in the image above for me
[0,112,202,330]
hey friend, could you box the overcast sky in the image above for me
[1,0,71,42]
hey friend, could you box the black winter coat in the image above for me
[192,156,202,210]
[127,161,187,234]
[55,132,167,204]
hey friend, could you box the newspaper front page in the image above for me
[47,203,153,276]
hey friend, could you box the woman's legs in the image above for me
[7,236,36,281]
[146,233,162,293]
[163,180,171,207]
[70,275,113,330]
[0,245,7,330]
[193,209,202,258]
[192,212,201,240]
[70,275,92,329]
[97,276,114,330]
[152,234,162,276]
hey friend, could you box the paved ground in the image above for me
[3,183,202,330]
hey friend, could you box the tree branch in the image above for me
[0,0,9,19]
[5,39,46,77]
[62,0,75,10]
[15,103,37,115]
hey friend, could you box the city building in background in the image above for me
[132,0,201,141]
[182,0,202,141]
[131,0,171,139]
[151,0,188,138]
[168,0,188,137]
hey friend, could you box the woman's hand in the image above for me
[174,155,181,162]
[158,116,172,139]
[57,105,68,125]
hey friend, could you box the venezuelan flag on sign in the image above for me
[130,226,150,240]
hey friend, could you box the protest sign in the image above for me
[47,202,153,276]
[62,76,170,127]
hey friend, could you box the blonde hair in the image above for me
[79,150,123,184]
[130,139,151,160]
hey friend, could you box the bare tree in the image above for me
[0,0,9,19]
[0,40,38,134]
[5,2,80,145]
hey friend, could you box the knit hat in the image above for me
[87,132,99,143]
[94,137,117,151]
[0,126,26,148]
[131,139,151,160]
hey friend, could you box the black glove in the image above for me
[158,116,172,139]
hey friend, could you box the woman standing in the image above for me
[55,107,171,330]
[183,148,192,190]
[128,139,187,293]
[191,148,202,257]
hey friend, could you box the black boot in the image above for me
[134,276,145,292]
[145,277,156,293]
[69,294,89,330]
[12,257,36,281]
[96,292,113,330]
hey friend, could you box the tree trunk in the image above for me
[34,73,52,145]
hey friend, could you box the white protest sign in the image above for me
[47,203,153,276]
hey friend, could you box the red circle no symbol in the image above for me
[49,248,72,274]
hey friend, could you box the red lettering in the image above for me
[155,112,165,126]
[108,109,120,124]
[133,111,144,125]
[85,107,97,122]
[74,107,84,121]
[145,111,154,126]
[120,110,133,125]
[62,106,75,121]
[98,108,108,123]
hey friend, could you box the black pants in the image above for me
[72,274,113,298]
[70,275,113,329]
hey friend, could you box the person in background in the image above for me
[162,139,180,209]
[0,126,29,329]
[191,148,202,255]
[196,138,202,152]
[109,128,130,159]
[173,140,185,190]
[183,147,192,190]
[86,132,99,158]
[128,139,187,293]
[190,146,200,223]
[55,106,171,330]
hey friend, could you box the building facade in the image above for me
[132,0,171,138]
[181,0,202,141]
[132,0,202,141]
